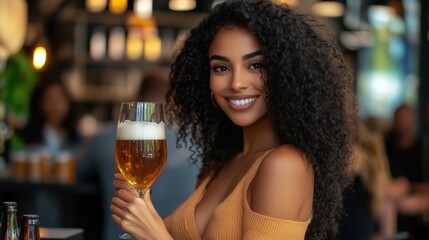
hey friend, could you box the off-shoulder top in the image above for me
[167,148,311,239]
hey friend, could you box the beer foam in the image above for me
[116,120,165,140]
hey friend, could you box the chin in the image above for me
[228,116,261,127]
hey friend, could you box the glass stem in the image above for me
[136,187,149,198]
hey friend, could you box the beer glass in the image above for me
[114,102,167,239]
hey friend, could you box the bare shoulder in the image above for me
[257,145,314,194]
[249,145,314,221]
[261,145,313,175]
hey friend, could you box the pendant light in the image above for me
[169,0,196,11]
[86,0,107,12]
[312,1,345,18]
[273,0,297,6]
[134,0,153,19]
[109,0,127,14]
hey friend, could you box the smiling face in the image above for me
[209,25,267,127]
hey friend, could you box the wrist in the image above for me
[160,227,174,240]
[151,224,173,240]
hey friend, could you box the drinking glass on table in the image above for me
[114,102,167,239]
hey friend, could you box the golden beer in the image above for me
[115,120,167,190]
[114,139,166,189]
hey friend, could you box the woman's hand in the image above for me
[113,172,134,191]
[110,173,172,240]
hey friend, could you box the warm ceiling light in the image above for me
[127,28,143,60]
[33,46,47,70]
[274,0,297,6]
[109,0,127,14]
[144,35,161,61]
[312,1,344,18]
[108,27,125,60]
[0,0,27,61]
[86,0,107,12]
[90,28,106,60]
[169,0,196,11]
[134,0,152,19]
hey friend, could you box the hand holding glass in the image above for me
[114,102,167,239]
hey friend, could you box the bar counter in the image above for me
[0,166,102,239]
[0,166,99,196]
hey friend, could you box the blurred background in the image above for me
[0,0,428,239]
[0,0,427,143]
[0,0,424,138]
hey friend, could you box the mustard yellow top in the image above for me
[167,149,312,239]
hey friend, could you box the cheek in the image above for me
[253,72,266,90]
[209,76,224,94]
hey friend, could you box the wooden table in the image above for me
[40,228,84,240]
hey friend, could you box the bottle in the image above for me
[0,202,19,240]
[18,215,40,240]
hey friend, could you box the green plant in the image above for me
[0,51,38,151]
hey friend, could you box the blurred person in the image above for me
[18,78,80,153]
[77,68,199,240]
[385,104,427,239]
[15,78,81,227]
[385,104,423,182]
[339,121,395,240]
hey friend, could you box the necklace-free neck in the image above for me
[241,115,278,157]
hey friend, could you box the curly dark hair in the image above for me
[166,0,357,239]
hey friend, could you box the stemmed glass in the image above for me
[114,102,167,239]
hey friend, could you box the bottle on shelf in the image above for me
[0,201,19,240]
[18,215,40,240]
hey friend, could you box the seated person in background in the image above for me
[19,78,80,153]
[339,120,394,240]
[77,68,199,240]
[385,104,428,239]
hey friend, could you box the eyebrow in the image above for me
[209,55,229,62]
[242,50,262,60]
[209,50,263,62]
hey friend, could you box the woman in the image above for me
[339,121,393,239]
[19,79,80,153]
[110,0,357,239]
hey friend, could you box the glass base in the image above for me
[119,233,134,239]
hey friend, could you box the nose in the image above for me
[231,69,248,91]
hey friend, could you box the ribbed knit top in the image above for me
[167,149,311,239]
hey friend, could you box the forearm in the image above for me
[377,199,397,237]
[155,231,174,240]
[133,227,173,240]
[397,193,429,215]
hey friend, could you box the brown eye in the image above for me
[212,65,229,72]
[249,63,262,70]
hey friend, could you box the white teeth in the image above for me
[229,97,257,106]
